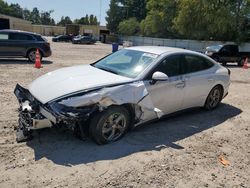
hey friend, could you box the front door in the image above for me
[144,55,185,115]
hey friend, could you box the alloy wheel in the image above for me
[28,51,36,62]
[102,113,127,141]
[208,88,221,108]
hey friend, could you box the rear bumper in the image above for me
[43,49,52,57]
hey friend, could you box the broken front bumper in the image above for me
[14,84,53,142]
[14,84,98,142]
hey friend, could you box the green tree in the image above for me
[89,14,94,25]
[174,0,250,41]
[106,0,124,32]
[140,0,178,37]
[76,14,94,25]
[85,14,89,25]
[120,0,147,21]
[30,7,41,24]
[0,0,9,15]
[22,8,31,20]
[231,0,250,42]
[40,10,55,25]
[93,16,99,25]
[57,16,73,26]
[0,1,24,18]
[118,17,140,35]
[9,3,23,18]
[106,0,147,33]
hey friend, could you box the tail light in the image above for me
[227,68,231,75]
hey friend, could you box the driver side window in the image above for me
[147,55,182,79]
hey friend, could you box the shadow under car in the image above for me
[25,103,242,166]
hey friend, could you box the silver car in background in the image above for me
[14,46,230,144]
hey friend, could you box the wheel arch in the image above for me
[213,84,224,96]
[203,83,225,110]
[26,47,44,57]
[121,103,136,126]
[204,83,224,105]
[81,103,136,136]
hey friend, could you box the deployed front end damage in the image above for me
[14,81,163,142]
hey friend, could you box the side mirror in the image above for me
[151,72,169,84]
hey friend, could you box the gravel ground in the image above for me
[0,39,249,188]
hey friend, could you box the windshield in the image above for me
[93,49,158,78]
[206,45,223,52]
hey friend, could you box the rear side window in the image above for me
[9,33,34,41]
[0,33,9,40]
[34,35,46,41]
[221,46,230,53]
[183,55,214,74]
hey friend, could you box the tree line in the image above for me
[0,0,99,26]
[106,0,250,42]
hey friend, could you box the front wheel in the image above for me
[89,106,130,145]
[204,86,223,110]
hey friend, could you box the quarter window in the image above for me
[0,33,9,40]
[183,55,214,74]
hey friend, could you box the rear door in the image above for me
[8,33,36,56]
[181,54,216,108]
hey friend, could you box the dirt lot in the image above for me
[0,39,250,188]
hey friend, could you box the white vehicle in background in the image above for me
[14,46,230,144]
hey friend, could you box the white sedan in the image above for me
[14,46,230,144]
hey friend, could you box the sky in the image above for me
[4,0,111,25]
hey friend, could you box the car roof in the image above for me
[126,46,197,55]
[0,29,40,36]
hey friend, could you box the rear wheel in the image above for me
[237,58,244,67]
[28,50,42,62]
[204,85,223,110]
[89,106,130,145]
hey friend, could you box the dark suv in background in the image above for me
[205,44,250,66]
[0,30,52,62]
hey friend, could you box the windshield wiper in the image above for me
[96,66,118,75]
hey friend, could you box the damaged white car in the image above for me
[14,46,230,144]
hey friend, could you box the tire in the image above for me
[28,50,42,62]
[237,58,244,67]
[89,106,130,145]
[204,85,223,110]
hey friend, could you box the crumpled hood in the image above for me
[29,65,132,104]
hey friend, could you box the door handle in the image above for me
[175,81,185,88]
[207,78,214,82]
